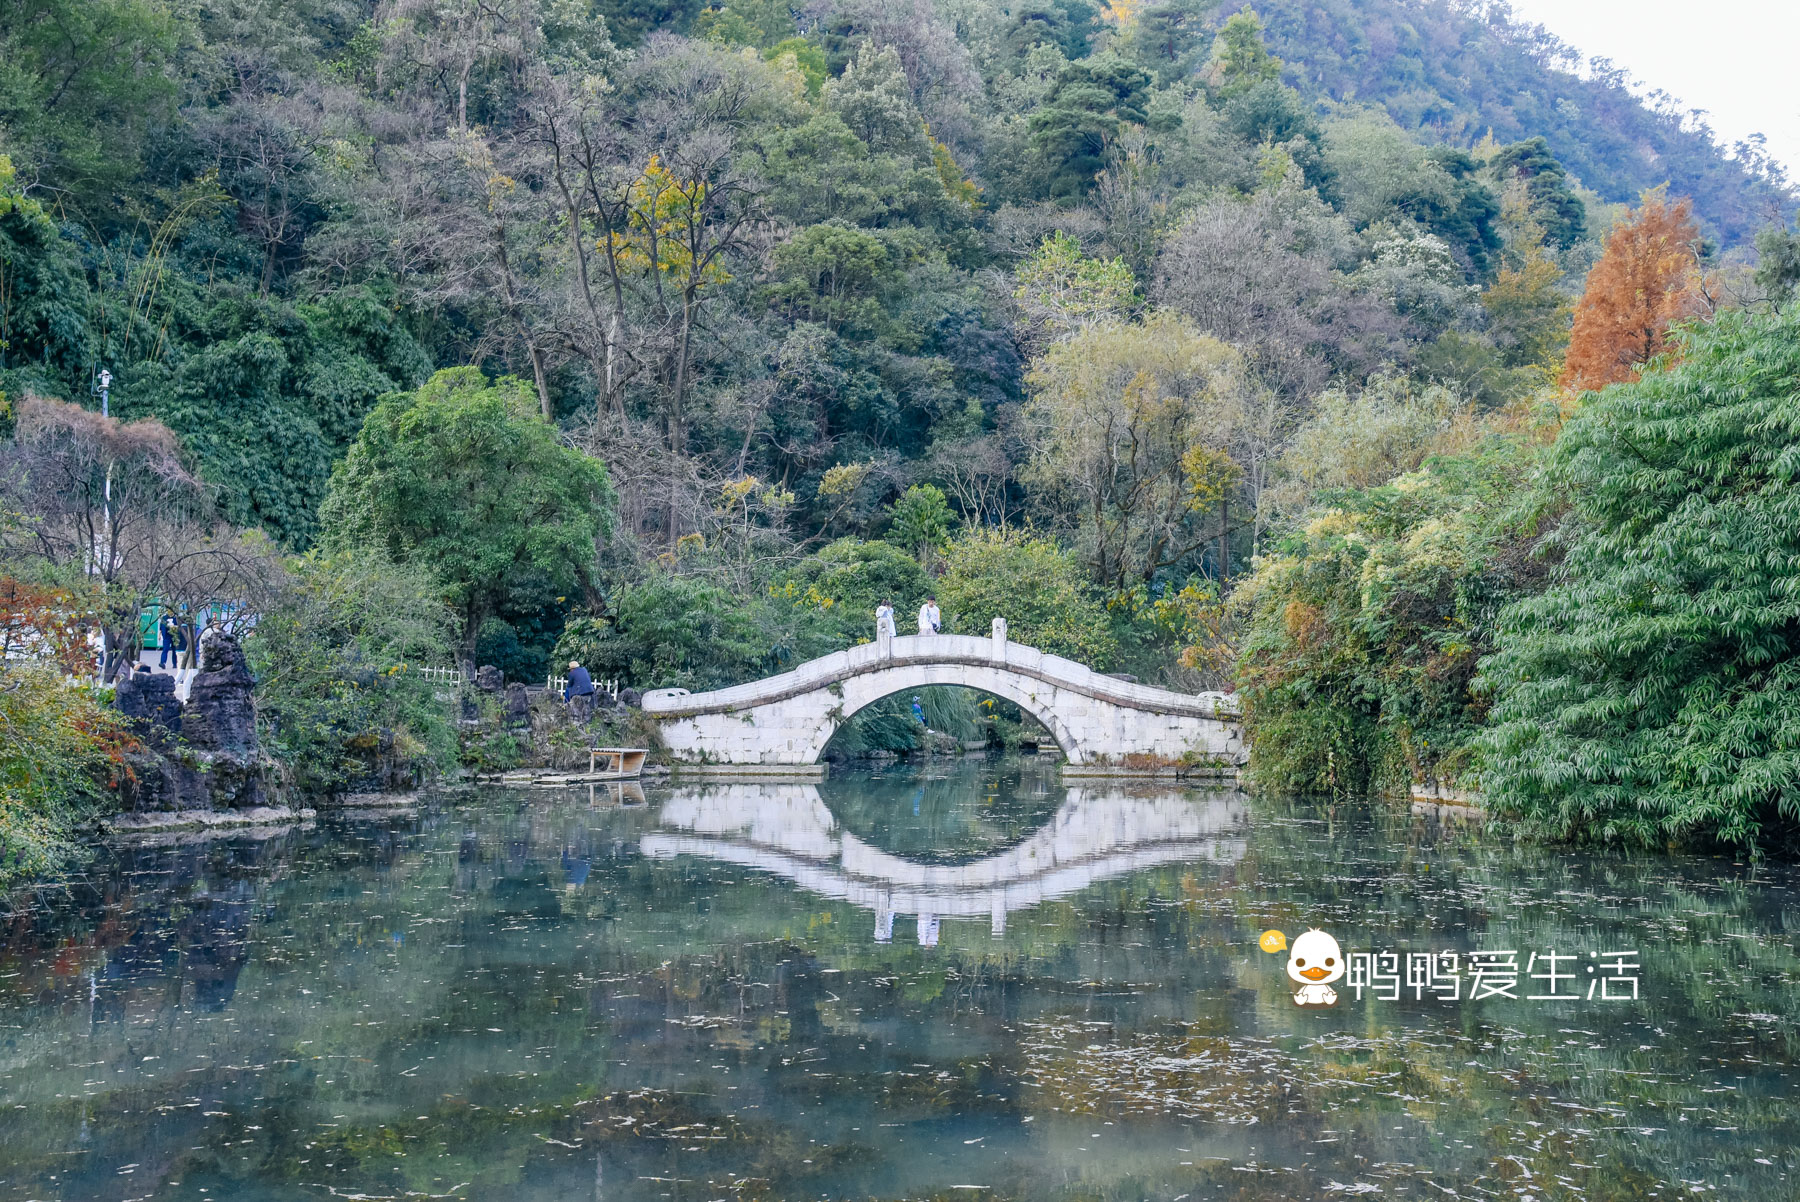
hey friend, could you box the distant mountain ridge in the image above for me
[1250,0,1792,243]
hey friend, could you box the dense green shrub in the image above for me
[246,551,459,795]
[1480,310,1800,852]
[0,664,128,884]
[939,527,1117,666]
[1236,432,1540,795]
[556,573,778,692]
[771,537,931,645]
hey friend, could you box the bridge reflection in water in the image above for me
[640,782,1247,946]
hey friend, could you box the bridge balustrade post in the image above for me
[990,617,1007,660]
[878,626,893,659]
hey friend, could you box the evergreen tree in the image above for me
[319,368,616,666]
[1492,137,1588,251]
[1482,308,1800,852]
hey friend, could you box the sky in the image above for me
[1503,0,1800,179]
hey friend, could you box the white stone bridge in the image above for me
[642,620,1245,770]
[640,781,1248,943]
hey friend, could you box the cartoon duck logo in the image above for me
[1260,928,1344,1007]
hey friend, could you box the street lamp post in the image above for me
[92,369,114,573]
[94,369,115,678]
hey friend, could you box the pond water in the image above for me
[1,760,1797,1201]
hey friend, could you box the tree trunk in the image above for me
[663,295,696,544]
[671,293,694,457]
[551,166,620,423]
[460,602,480,679]
[524,333,552,419]
[493,235,553,418]
[1218,495,1230,586]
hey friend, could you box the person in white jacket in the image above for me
[917,596,941,635]
[875,599,897,639]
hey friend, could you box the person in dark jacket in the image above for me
[158,613,176,669]
[172,619,191,670]
[563,660,596,702]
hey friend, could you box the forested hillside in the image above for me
[4,0,1800,864]
[1250,0,1791,244]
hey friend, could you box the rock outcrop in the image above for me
[115,670,182,736]
[117,634,278,813]
[179,633,258,752]
[504,682,533,727]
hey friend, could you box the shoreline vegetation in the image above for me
[4,0,1800,882]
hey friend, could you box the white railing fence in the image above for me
[418,666,620,698]
[548,674,619,696]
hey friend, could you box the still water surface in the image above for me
[1,760,1796,1200]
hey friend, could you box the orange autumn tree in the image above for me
[1561,191,1709,393]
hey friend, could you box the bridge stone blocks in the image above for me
[642,624,1245,773]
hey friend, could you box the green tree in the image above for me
[1319,115,1501,278]
[771,536,931,647]
[766,220,900,335]
[1480,308,1800,853]
[693,0,795,49]
[1125,0,1209,84]
[109,288,430,549]
[1491,137,1588,251]
[0,156,89,390]
[0,0,184,209]
[1022,311,1244,590]
[1000,2,1099,63]
[1237,427,1538,796]
[1205,7,1282,97]
[1028,56,1154,197]
[1753,221,1800,304]
[1010,231,1137,353]
[1273,374,1469,505]
[319,368,615,667]
[1481,196,1572,373]
[825,42,930,158]
[765,36,827,95]
[556,572,771,691]
[938,526,1116,665]
[882,483,956,562]
[1419,147,1503,279]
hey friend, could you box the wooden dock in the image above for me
[486,747,647,786]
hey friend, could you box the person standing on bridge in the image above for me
[917,596,940,635]
[875,598,897,640]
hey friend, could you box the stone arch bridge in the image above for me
[642,621,1244,770]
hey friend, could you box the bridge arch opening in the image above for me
[810,667,1082,765]
[819,683,1063,763]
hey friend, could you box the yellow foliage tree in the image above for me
[1023,311,1247,589]
[608,155,732,289]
